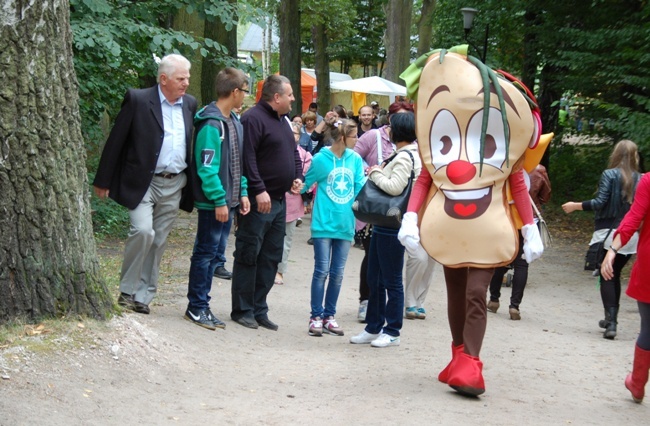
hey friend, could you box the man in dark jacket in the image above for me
[185,67,251,330]
[93,54,197,314]
[231,75,304,330]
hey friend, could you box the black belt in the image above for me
[155,172,179,179]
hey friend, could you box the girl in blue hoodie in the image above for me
[302,115,365,337]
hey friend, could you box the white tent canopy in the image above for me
[331,76,406,98]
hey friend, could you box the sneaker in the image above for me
[371,333,401,348]
[357,300,368,322]
[487,300,500,313]
[206,309,226,329]
[296,218,303,227]
[416,307,426,320]
[350,330,380,344]
[405,306,417,319]
[509,307,521,320]
[184,308,217,330]
[214,266,232,280]
[309,317,323,336]
[307,237,314,245]
[323,316,344,336]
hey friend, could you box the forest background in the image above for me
[0,0,648,322]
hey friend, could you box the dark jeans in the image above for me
[489,230,528,309]
[599,253,631,309]
[365,226,405,337]
[231,198,285,321]
[359,231,371,302]
[215,215,233,269]
[187,209,231,311]
[637,301,650,351]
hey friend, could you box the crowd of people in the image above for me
[93,53,649,402]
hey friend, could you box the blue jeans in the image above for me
[310,238,352,319]
[365,226,405,336]
[187,209,230,311]
[215,215,233,269]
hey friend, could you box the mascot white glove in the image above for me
[521,223,544,263]
[398,212,422,256]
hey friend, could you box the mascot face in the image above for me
[415,52,538,267]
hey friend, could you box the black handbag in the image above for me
[352,150,415,229]
[584,225,616,271]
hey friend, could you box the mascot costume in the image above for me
[398,45,546,397]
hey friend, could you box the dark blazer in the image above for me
[93,85,197,212]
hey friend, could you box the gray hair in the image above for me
[260,75,290,102]
[157,54,191,82]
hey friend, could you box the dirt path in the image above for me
[1,213,648,425]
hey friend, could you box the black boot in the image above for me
[604,306,618,339]
[598,308,611,329]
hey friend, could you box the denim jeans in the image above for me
[215,215,233,269]
[187,209,231,311]
[231,198,286,321]
[310,238,352,319]
[365,226,405,336]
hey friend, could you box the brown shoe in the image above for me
[487,300,500,313]
[509,307,521,320]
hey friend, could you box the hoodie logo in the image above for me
[201,149,215,166]
[326,167,354,204]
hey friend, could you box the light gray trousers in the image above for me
[404,248,436,309]
[119,174,186,305]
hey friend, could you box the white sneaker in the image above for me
[323,316,344,336]
[350,330,380,344]
[371,333,400,348]
[357,300,368,322]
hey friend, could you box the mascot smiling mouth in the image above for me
[442,186,493,220]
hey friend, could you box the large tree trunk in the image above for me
[0,0,112,322]
[383,0,413,84]
[201,0,238,106]
[416,0,437,57]
[312,22,330,113]
[279,0,302,115]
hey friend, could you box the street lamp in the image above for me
[461,7,489,63]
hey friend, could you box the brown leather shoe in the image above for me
[117,293,135,310]
[133,301,150,315]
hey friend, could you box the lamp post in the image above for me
[461,7,489,63]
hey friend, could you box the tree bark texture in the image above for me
[383,0,413,84]
[201,0,238,106]
[0,0,112,322]
[312,22,330,112]
[279,0,302,115]
[416,0,436,57]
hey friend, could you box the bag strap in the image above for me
[376,130,382,165]
[528,193,545,222]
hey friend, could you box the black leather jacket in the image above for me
[582,168,641,230]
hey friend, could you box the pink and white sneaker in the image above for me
[309,317,323,337]
[323,316,344,336]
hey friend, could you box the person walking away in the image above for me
[276,122,313,286]
[93,54,197,315]
[303,118,365,337]
[185,67,251,330]
[488,164,552,320]
[230,75,304,331]
[601,171,650,403]
[350,112,420,347]
[563,140,641,339]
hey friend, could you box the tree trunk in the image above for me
[0,0,112,322]
[279,0,302,115]
[416,0,437,57]
[312,22,330,112]
[201,0,239,106]
[383,0,413,84]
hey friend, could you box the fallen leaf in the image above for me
[77,323,85,329]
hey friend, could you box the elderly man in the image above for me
[230,75,304,330]
[94,54,197,314]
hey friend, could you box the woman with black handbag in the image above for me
[562,140,642,339]
[349,111,421,348]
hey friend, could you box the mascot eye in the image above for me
[466,107,507,169]
[429,109,461,170]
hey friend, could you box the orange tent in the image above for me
[255,70,317,113]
